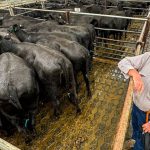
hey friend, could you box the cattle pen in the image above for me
[1,0,150,150]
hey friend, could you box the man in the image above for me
[118,52,150,150]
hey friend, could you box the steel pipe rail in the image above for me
[95,27,141,34]
[105,5,149,11]
[7,7,148,21]
[14,7,68,13]
[93,42,135,50]
[96,37,137,44]
[94,55,122,61]
[14,10,34,16]
[95,46,134,55]
[70,11,147,21]
[95,51,124,57]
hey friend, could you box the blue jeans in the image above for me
[132,103,146,150]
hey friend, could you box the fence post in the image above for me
[65,11,70,24]
[9,7,15,16]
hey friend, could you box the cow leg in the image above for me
[104,31,108,47]
[119,32,123,40]
[68,92,81,114]
[24,112,36,134]
[82,65,91,97]
[49,85,61,118]
[68,68,81,114]
[74,72,79,93]
[52,98,61,118]
[0,109,24,133]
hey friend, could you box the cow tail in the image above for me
[60,60,70,90]
[8,84,22,110]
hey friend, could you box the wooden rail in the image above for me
[0,138,20,150]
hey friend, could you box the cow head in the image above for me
[8,24,23,33]
[49,13,66,25]
[0,34,11,45]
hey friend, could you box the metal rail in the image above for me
[7,6,148,21]
[70,11,147,21]
[106,5,149,11]
[94,41,135,50]
[95,27,141,34]
[96,37,137,44]
[95,45,134,55]
[14,6,68,13]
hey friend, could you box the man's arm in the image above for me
[118,52,150,79]
[128,69,144,92]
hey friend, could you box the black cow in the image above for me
[99,8,132,40]
[25,21,95,52]
[9,24,92,97]
[0,52,39,133]
[118,1,147,15]
[70,14,99,36]
[0,15,42,28]
[0,30,20,43]
[0,35,81,117]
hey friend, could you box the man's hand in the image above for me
[128,69,144,92]
[142,122,150,133]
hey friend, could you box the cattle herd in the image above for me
[0,0,148,139]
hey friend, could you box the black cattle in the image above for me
[9,24,91,97]
[48,0,65,4]
[78,4,105,13]
[0,31,20,43]
[46,31,78,42]
[70,14,99,36]
[0,15,43,28]
[25,21,95,52]
[0,52,39,133]
[0,36,80,117]
[99,8,132,40]
[118,1,147,15]
[0,12,66,28]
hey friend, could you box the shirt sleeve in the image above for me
[118,52,150,79]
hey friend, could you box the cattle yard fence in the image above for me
[1,3,148,60]
[0,1,150,150]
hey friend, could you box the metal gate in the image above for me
[0,1,150,150]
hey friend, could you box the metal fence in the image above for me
[0,1,150,149]
[1,1,149,60]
